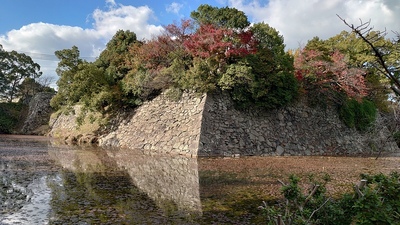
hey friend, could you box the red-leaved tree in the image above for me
[179,23,258,92]
[183,24,257,61]
[294,48,368,101]
[136,19,194,71]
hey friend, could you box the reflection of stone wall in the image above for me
[106,148,202,214]
[48,146,202,214]
[48,145,107,172]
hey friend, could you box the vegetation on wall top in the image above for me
[49,5,299,113]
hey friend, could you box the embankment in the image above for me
[49,91,399,157]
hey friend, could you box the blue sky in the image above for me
[0,0,224,34]
[0,0,399,86]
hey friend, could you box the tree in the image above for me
[52,31,142,112]
[190,4,250,29]
[52,46,118,112]
[69,63,111,110]
[94,30,142,108]
[120,25,185,102]
[338,16,400,97]
[132,19,192,73]
[96,30,138,83]
[51,46,85,108]
[182,22,257,94]
[49,9,298,113]
[0,45,8,98]
[184,24,235,60]
[220,23,298,109]
[294,48,368,102]
[0,46,42,102]
[302,31,391,111]
[184,23,256,61]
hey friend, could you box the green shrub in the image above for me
[340,99,357,128]
[339,99,377,131]
[165,87,183,102]
[0,103,26,134]
[260,172,400,225]
[392,131,400,147]
[259,174,332,225]
[226,70,299,110]
[357,100,377,131]
[353,172,400,225]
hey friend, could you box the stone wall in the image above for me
[48,105,100,144]
[99,92,206,157]
[51,91,399,157]
[21,92,54,135]
[199,92,398,156]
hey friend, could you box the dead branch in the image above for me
[278,179,286,186]
[306,197,331,224]
[304,184,320,206]
[354,179,368,197]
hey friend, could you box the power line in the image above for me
[18,51,98,62]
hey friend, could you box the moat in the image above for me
[1,135,399,224]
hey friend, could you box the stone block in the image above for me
[276,146,285,156]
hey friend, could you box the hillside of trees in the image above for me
[50,5,299,114]
[2,5,400,138]
[49,5,400,135]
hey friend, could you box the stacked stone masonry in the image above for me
[99,92,206,157]
[51,91,399,157]
[21,92,54,135]
[199,92,398,156]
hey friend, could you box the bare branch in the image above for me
[37,76,55,87]
[307,197,331,224]
[304,184,320,205]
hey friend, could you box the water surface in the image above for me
[0,135,399,224]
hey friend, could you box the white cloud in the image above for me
[166,2,184,15]
[106,0,117,7]
[1,23,99,56]
[0,1,164,84]
[227,0,400,49]
[92,5,163,39]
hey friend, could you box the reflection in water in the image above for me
[0,136,201,224]
[47,145,202,223]
[106,148,202,214]
[48,170,183,224]
[1,176,54,224]
[2,135,399,224]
